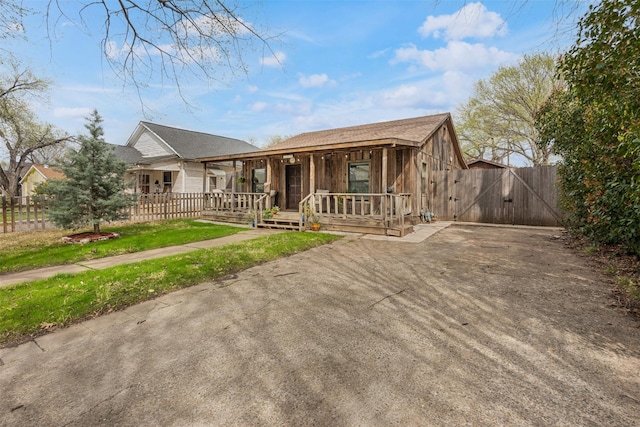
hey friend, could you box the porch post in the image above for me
[202,162,207,193]
[382,147,388,222]
[231,160,236,212]
[309,154,316,193]
[232,161,237,193]
[266,159,272,209]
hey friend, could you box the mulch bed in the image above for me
[62,232,120,244]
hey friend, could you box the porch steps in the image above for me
[257,214,301,231]
[386,224,414,237]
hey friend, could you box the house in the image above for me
[197,113,467,236]
[466,158,507,169]
[123,122,259,194]
[19,164,66,197]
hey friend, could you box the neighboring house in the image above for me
[19,164,65,197]
[197,113,468,236]
[122,122,259,194]
[466,158,507,169]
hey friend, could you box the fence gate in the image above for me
[431,166,562,226]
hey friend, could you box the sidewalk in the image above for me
[0,222,456,288]
[0,228,284,288]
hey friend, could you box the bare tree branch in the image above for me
[41,0,279,115]
[0,67,70,197]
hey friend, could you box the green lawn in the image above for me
[0,219,247,274]
[0,232,342,346]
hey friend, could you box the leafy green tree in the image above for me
[456,52,561,166]
[536,0,640,255]
[44,110,133,234]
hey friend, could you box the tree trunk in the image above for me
[93,223,100,234]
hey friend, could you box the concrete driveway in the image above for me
[1,224,639,426]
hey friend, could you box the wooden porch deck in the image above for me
[200,191,415,237]
[201,209,414,237]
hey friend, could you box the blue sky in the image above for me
[8,1,588,148]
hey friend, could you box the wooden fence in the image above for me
[1,193,208,234]
[1,196,49,233]
[431,166,563,226]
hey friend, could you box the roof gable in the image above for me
[135,122,259,161]
[33,164,65,180]
[466,158,507,169]
[20,164,65,184]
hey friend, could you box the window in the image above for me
[348,162,370,194]
[252,168,266,193]
[163,171,172,193]
[139,174,150,194]
[421,162,427,193]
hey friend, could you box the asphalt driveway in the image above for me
[1,224,639,426]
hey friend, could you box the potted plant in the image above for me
[310,214,321,231]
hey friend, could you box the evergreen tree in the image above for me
[44,110,133,234]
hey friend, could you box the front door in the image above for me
[286,164,302,209]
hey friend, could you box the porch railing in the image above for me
[254,193,269,225]
[201,191,413,231]
[300,192,412,229]
[204,192,262,212]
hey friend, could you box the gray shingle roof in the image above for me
[110,144,145,165]
[141,122,258,160]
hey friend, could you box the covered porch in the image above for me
[199,144,417,236]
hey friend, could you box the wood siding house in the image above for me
[123,122,259,194]
[198,113,467,236]
[19,164,65,197]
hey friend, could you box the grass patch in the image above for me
[0,219,246,274]
[0,232,342,346]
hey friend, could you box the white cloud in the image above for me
[178,14,253,38]
[52,107,93,119]
[419,2,507,40]
[298,73,336,88]
[260,51,286,67]
[250,99,312,116]
[250,101,269,112]
[368,48,391,59]
[247,85,259,93]
[392,40,516,72]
